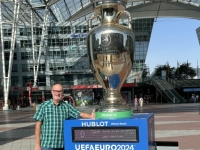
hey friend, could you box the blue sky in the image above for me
[145,18,200,73]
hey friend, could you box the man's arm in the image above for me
[80,109,95,119]
[35,121,42,150]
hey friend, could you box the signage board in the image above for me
[72,126,138,142]
[64,113,155,150]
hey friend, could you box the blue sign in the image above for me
[184,88,200,92]
[71,33,88,38]
[64,113,155,150]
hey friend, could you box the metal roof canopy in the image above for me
[1,0,200,24]
[66,0,200,22]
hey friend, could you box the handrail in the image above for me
[151,77,186,103]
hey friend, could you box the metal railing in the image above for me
[151,77,186,103]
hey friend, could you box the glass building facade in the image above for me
[129,18,154,82]
[0,18,154,88]
[0,19,153,102]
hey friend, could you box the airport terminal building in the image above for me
[1,0,200,108]
[0,1,154,107]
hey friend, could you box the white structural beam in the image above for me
[32,6,49,88]
[0,0,20,110]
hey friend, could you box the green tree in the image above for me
[153,64,175,78]
[175,62,196,79]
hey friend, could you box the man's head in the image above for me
[51,84,63,103]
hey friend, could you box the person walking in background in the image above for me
[196,94,199,102]
[139,96,144,107]
[193,95,197,103]
[33,84,95,150]
[134,95,139,111]
[191,94,194,102]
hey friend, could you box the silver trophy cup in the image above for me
[87,0,135,118]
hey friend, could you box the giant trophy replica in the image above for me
[66,1,156,149]
[87,0,135,119]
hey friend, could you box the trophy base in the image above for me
[95,105,133,119]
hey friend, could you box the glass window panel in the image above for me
[12,64,18,72]
[11,76,18,86]
[4,41,11,49]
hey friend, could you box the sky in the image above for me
[145,18,200,74]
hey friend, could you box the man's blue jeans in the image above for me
[41,148,64,150]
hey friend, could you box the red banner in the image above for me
[72,83,135,89]
[72,84,102,89]
[122,83,136,87]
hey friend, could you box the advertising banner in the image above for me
[73,89,93,106]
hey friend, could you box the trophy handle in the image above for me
[116,11,132,29]
[88,15,101,31]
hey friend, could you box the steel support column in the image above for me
[0,0,20,110]
[32,6,49,89]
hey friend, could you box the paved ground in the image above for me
[0,103,200,150]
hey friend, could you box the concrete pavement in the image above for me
[0,103,200,150]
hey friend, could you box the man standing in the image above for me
[33,84,95,150]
